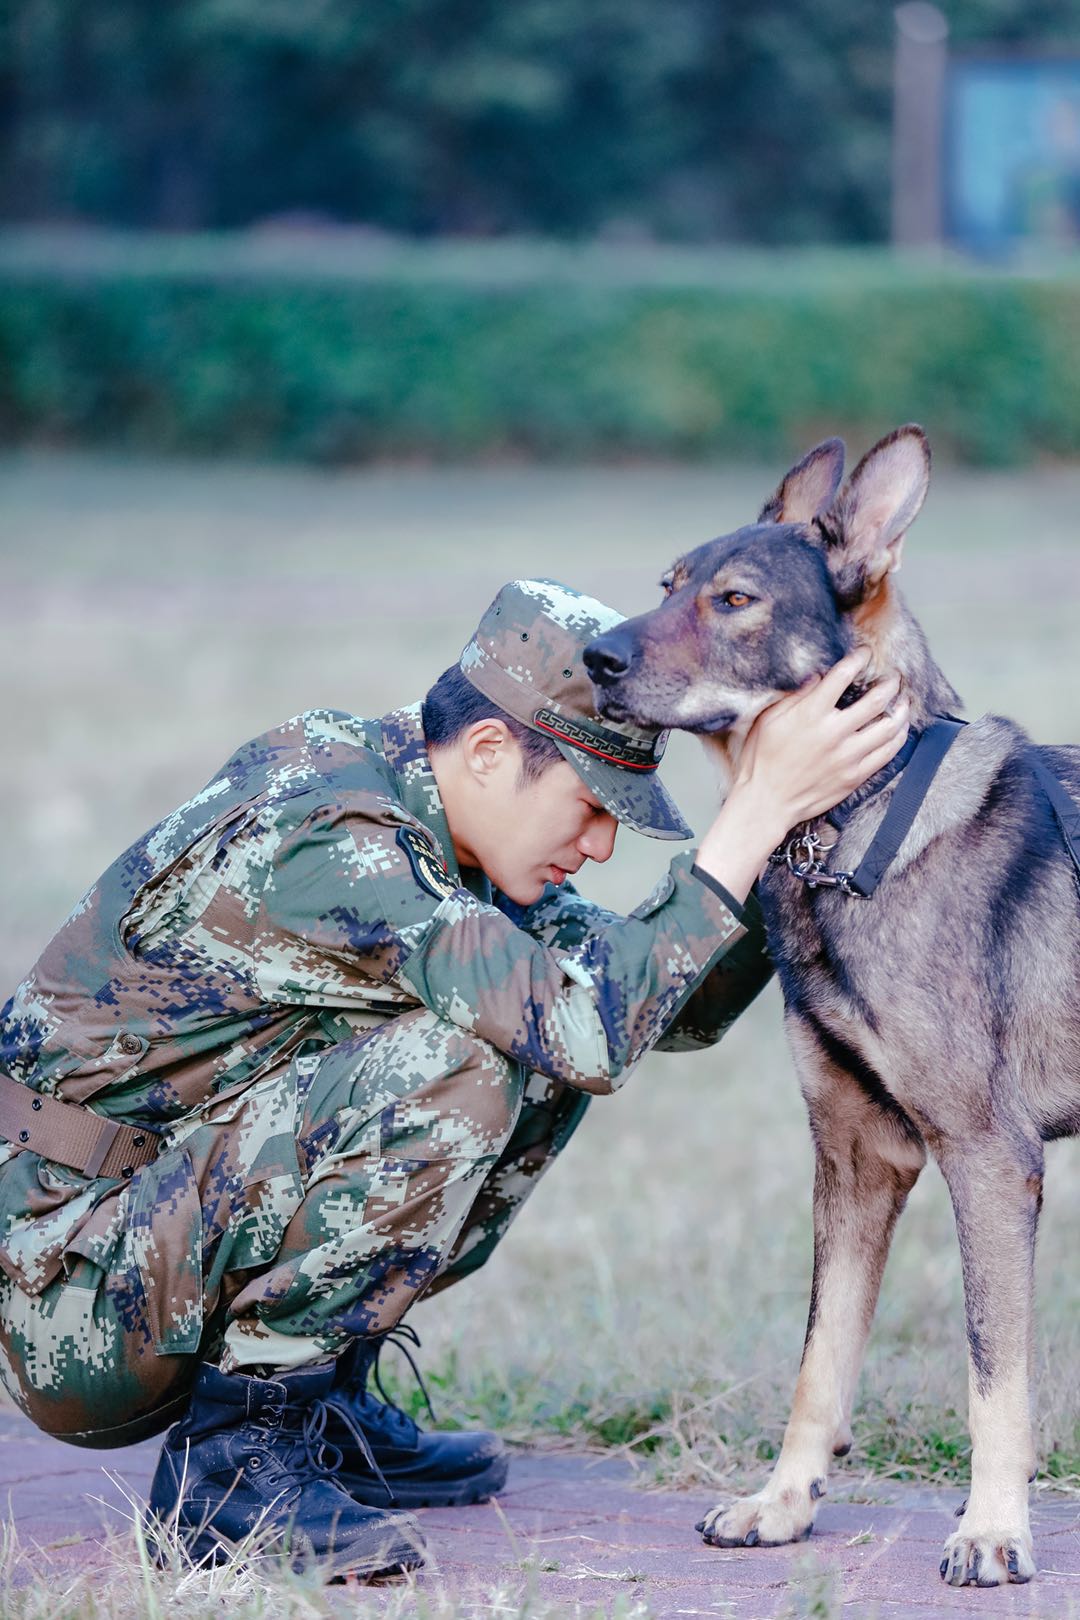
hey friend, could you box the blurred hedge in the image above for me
[3,233,1080,465]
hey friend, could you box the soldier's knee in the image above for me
[302,1009,523,1161]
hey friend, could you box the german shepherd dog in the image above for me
[583,427,1080,1588]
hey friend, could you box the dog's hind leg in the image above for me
[936,1131,1042,1588]
[700,1022,925,1550]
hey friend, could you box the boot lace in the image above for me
[329,1323,438,1455]
[370,1324,438,1434]
[259,1388,393,1502]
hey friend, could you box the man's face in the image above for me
[474,750,619,905]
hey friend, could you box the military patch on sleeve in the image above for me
[397,826,457,900]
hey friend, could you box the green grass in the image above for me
[2,453,1080,1613]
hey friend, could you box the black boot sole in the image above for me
[147,1516,426,1580]
[344,1451,510,1509]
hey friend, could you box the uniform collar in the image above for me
[378,703,492,906]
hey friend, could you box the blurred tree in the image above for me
[3,0,1080,240]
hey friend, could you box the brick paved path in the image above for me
[0,1410,1077,1616]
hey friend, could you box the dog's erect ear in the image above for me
[758,438,846,525]
[819,425,930,593]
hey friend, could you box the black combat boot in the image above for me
[325,1326,509,1509]
[147,1360,425,1578]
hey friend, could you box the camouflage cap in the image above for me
[459,579,692,841]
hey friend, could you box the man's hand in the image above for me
[695,651,910,906]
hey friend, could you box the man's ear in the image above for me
[461,718,514,781]
[818,425,930,600]
[758,437,845,525]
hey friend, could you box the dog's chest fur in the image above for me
[756,724,1080,1146]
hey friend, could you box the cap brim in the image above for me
[554,740,692,841]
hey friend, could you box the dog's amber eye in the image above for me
[716,590,754,610]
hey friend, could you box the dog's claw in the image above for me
[1004,1547,1034,1583]
[940,1530,1034,1588]
[694,1519,706,1534]
[698,1487,823,1554]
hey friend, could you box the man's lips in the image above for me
[549,862,582,885]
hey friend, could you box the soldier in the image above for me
[0,579,906,1578]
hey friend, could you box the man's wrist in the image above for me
[727,778,792,854]
[690,865,748,925]
[695,789,786,905]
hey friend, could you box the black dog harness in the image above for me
[1031,755,1080,884]
[772,717,1080,899]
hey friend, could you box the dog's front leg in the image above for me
[700,1044,924,1550]
[937,1134,1042,1587]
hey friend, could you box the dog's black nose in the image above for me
[584,631,633,687]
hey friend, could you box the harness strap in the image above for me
[780,715,1080,901]
[825,725,921,837]
[843,717,966,898]
[0,1070,159,1180]
[1031,758,1080,884]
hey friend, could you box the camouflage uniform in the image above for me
[0,587,772,1448]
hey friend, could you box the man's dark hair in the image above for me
[422,665,563,785]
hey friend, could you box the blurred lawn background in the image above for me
[3,0,1080,1518]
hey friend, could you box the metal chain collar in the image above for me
[768,824,865,897]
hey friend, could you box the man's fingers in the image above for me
[851,728,910,780]
[756,672,822,724]
[813,648,872,708]
[844,698,910,754]
[847,705,911,768]
[840,671,902,727]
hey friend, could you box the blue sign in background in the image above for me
[947,58,1080,253]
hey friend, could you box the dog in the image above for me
[582,426,1080,1588]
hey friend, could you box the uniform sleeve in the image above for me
[652,884,774,1050]
[256,799,750,1094]
[506,873,774,1053]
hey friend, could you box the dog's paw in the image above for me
[696,1482,822,1549]
[939,1525,1035,1587]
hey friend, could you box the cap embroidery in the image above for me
[532,708,662,771]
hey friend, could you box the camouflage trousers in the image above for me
[0,1009,590,1447]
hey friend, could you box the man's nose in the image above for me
[578,813,618,864]
[583,630,634,688]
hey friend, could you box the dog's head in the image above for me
[584,426,932,739]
